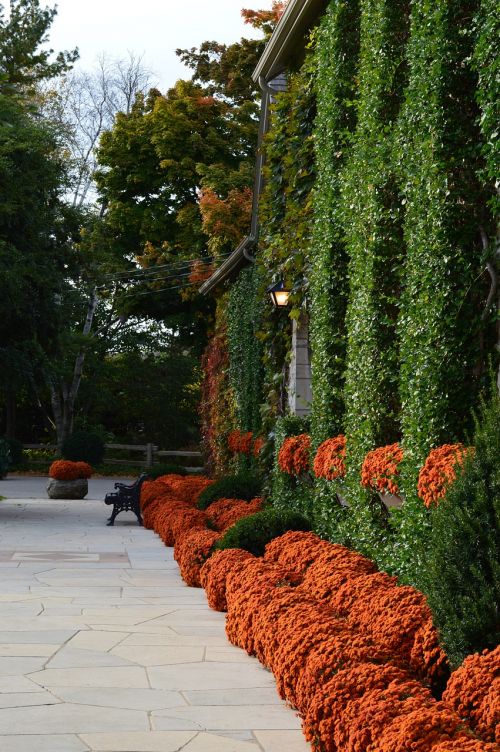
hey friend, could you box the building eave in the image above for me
[198,236,254,295]
[252,0,328,83]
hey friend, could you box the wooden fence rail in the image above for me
[23,443,203,469]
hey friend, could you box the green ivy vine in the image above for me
[393,0,490,581]
[227,265,263,435]
[338,0,410,561]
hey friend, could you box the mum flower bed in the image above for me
[49,460,93,480]
[140,479,499,752]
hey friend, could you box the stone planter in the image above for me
[47,478,88,500]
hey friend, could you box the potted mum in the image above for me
[361,443,404,508]
[47,460,93,499]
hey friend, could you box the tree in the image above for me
[0,0,77,92]
[44,52,155,207]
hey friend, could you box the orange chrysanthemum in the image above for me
[277,434,311,475]
[361,443,404,495]
[443,646,500,743]
[313,435,347,480]
[418,444,472,507]
[49,460,93,480]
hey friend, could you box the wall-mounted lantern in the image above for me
[267,280,290,308]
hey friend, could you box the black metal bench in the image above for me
[104,473,148,526]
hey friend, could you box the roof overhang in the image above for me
[198,235,254,295]
[253,0,328,83]
[199,0,328,297]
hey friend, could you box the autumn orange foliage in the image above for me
[361,442,404,495]
[443,646,500,743]
[277,433,311,475]
[49,460,93,480]
[313,435,347,480]
[417,443,471,507]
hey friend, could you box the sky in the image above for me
[48,0,267,91]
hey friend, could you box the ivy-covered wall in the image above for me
[204,0,498,581]
[256,53,316,435]
[255,0,497,579]
[392,0,491,579]
[227,265,263,434]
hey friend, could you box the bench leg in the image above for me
[134,507,143,526]
[107,506,119,526]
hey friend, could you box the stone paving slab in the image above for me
[0,496,310,751]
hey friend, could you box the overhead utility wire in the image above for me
[100,252,232,280]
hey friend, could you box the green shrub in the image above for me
[62,431,105,466]
[2,438,25,467]
[420,390,500,668]
[146,463,188,479]
[6,438,24,467]
[197,471,263,510]
[215,507,312,557]
[0,439,10,478]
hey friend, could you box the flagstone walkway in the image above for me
[0,495,309,752]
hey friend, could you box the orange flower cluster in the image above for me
[137,477,263,588]
[206,497,264,532]
[264,530,331,575]
[174,528,221,587]
[136,479,496,752]
[313,435,347,480]
[361,442,404,495]
[225,558,302,654]
[49,460,93,480]
[443,646,500,743]
[227,429,263,456]
[253,437,265,457]
[418,444,471,507]
[277,433,311,475]
[200,548,254,611]
[159,475,213,504]
[140,480,177,511]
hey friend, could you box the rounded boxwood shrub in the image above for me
[215,508,312,557]
[146,463,188,479]
[197,471,263,510]
[62,431,105,466]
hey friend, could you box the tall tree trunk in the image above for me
[50,289,98,453]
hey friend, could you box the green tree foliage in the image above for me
[96,80,257,261]
[420,390,500,668]
[0,0,77,91]
[176,38,263,104]
[0,92,78,389]
[80,345,201,449]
